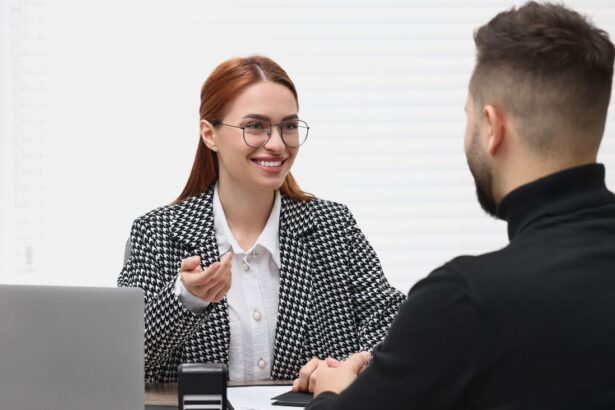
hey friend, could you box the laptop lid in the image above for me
[0,285,144,410]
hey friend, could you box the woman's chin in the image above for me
[253,175,287,191]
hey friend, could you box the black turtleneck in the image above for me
[497,163,612,240]
[308,163,615,410]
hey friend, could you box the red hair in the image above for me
[174,56,314,204]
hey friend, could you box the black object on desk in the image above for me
[146,404,233,410]
[178,363,229,410]
[271,390,313,407]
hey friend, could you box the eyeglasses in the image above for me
[214,119,309,148]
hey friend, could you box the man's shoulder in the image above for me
[420,246,519,305]
[437,247,510,279]
[447,249,505,273]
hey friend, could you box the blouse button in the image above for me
[241,261,250,271]
[257,359,267,369]
[253,310,262,321]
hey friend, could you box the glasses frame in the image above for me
[213,119,310,148]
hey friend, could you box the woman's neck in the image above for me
[217,178,276,252]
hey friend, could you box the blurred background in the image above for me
[1,0,613,292]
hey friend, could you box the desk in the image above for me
[145,380,293,406]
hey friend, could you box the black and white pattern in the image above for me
[118,185,406,383]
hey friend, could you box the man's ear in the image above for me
[482,105,506,157]
[200,120,218,151]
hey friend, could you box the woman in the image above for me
[118,56,405,386]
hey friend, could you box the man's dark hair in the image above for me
[470,1,615,156]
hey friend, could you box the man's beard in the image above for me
[467,126,498,217]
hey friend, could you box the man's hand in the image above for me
[180,252,233,303]
[292,357,341,393]
[312,352,371,397]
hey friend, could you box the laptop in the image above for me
[0,284,144,410]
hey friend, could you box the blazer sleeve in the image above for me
[342,206,406,351]
[306,267,483,410]
[117,215,211,375]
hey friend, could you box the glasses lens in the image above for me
[243,121,270,147]
[281,120,309,147]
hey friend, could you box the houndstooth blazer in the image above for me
[118,185,405,383]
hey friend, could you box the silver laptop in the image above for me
[0,285,144,410]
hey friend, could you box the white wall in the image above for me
[0,0,15,282]
[1,0,614,292]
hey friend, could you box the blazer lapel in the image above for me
[170,185,231,365]
[272,196,316,378]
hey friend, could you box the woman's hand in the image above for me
[180,252,233,303]
[312,352,371,397]
[292,357,341,393]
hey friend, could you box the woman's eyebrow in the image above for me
[241,113,299,121]
[242,113,270,121]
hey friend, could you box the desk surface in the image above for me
[145,380,293,406]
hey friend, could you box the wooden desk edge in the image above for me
[145,380,293,406]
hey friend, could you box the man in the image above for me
[304,2,615,408]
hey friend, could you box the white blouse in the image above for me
[174,185,281,381]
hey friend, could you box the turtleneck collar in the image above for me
[496,164,609,240]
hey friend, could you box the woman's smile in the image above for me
[251,156,287,172]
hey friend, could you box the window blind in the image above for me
[1,0,614,291]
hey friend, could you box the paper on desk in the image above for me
[227,385,304,409]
